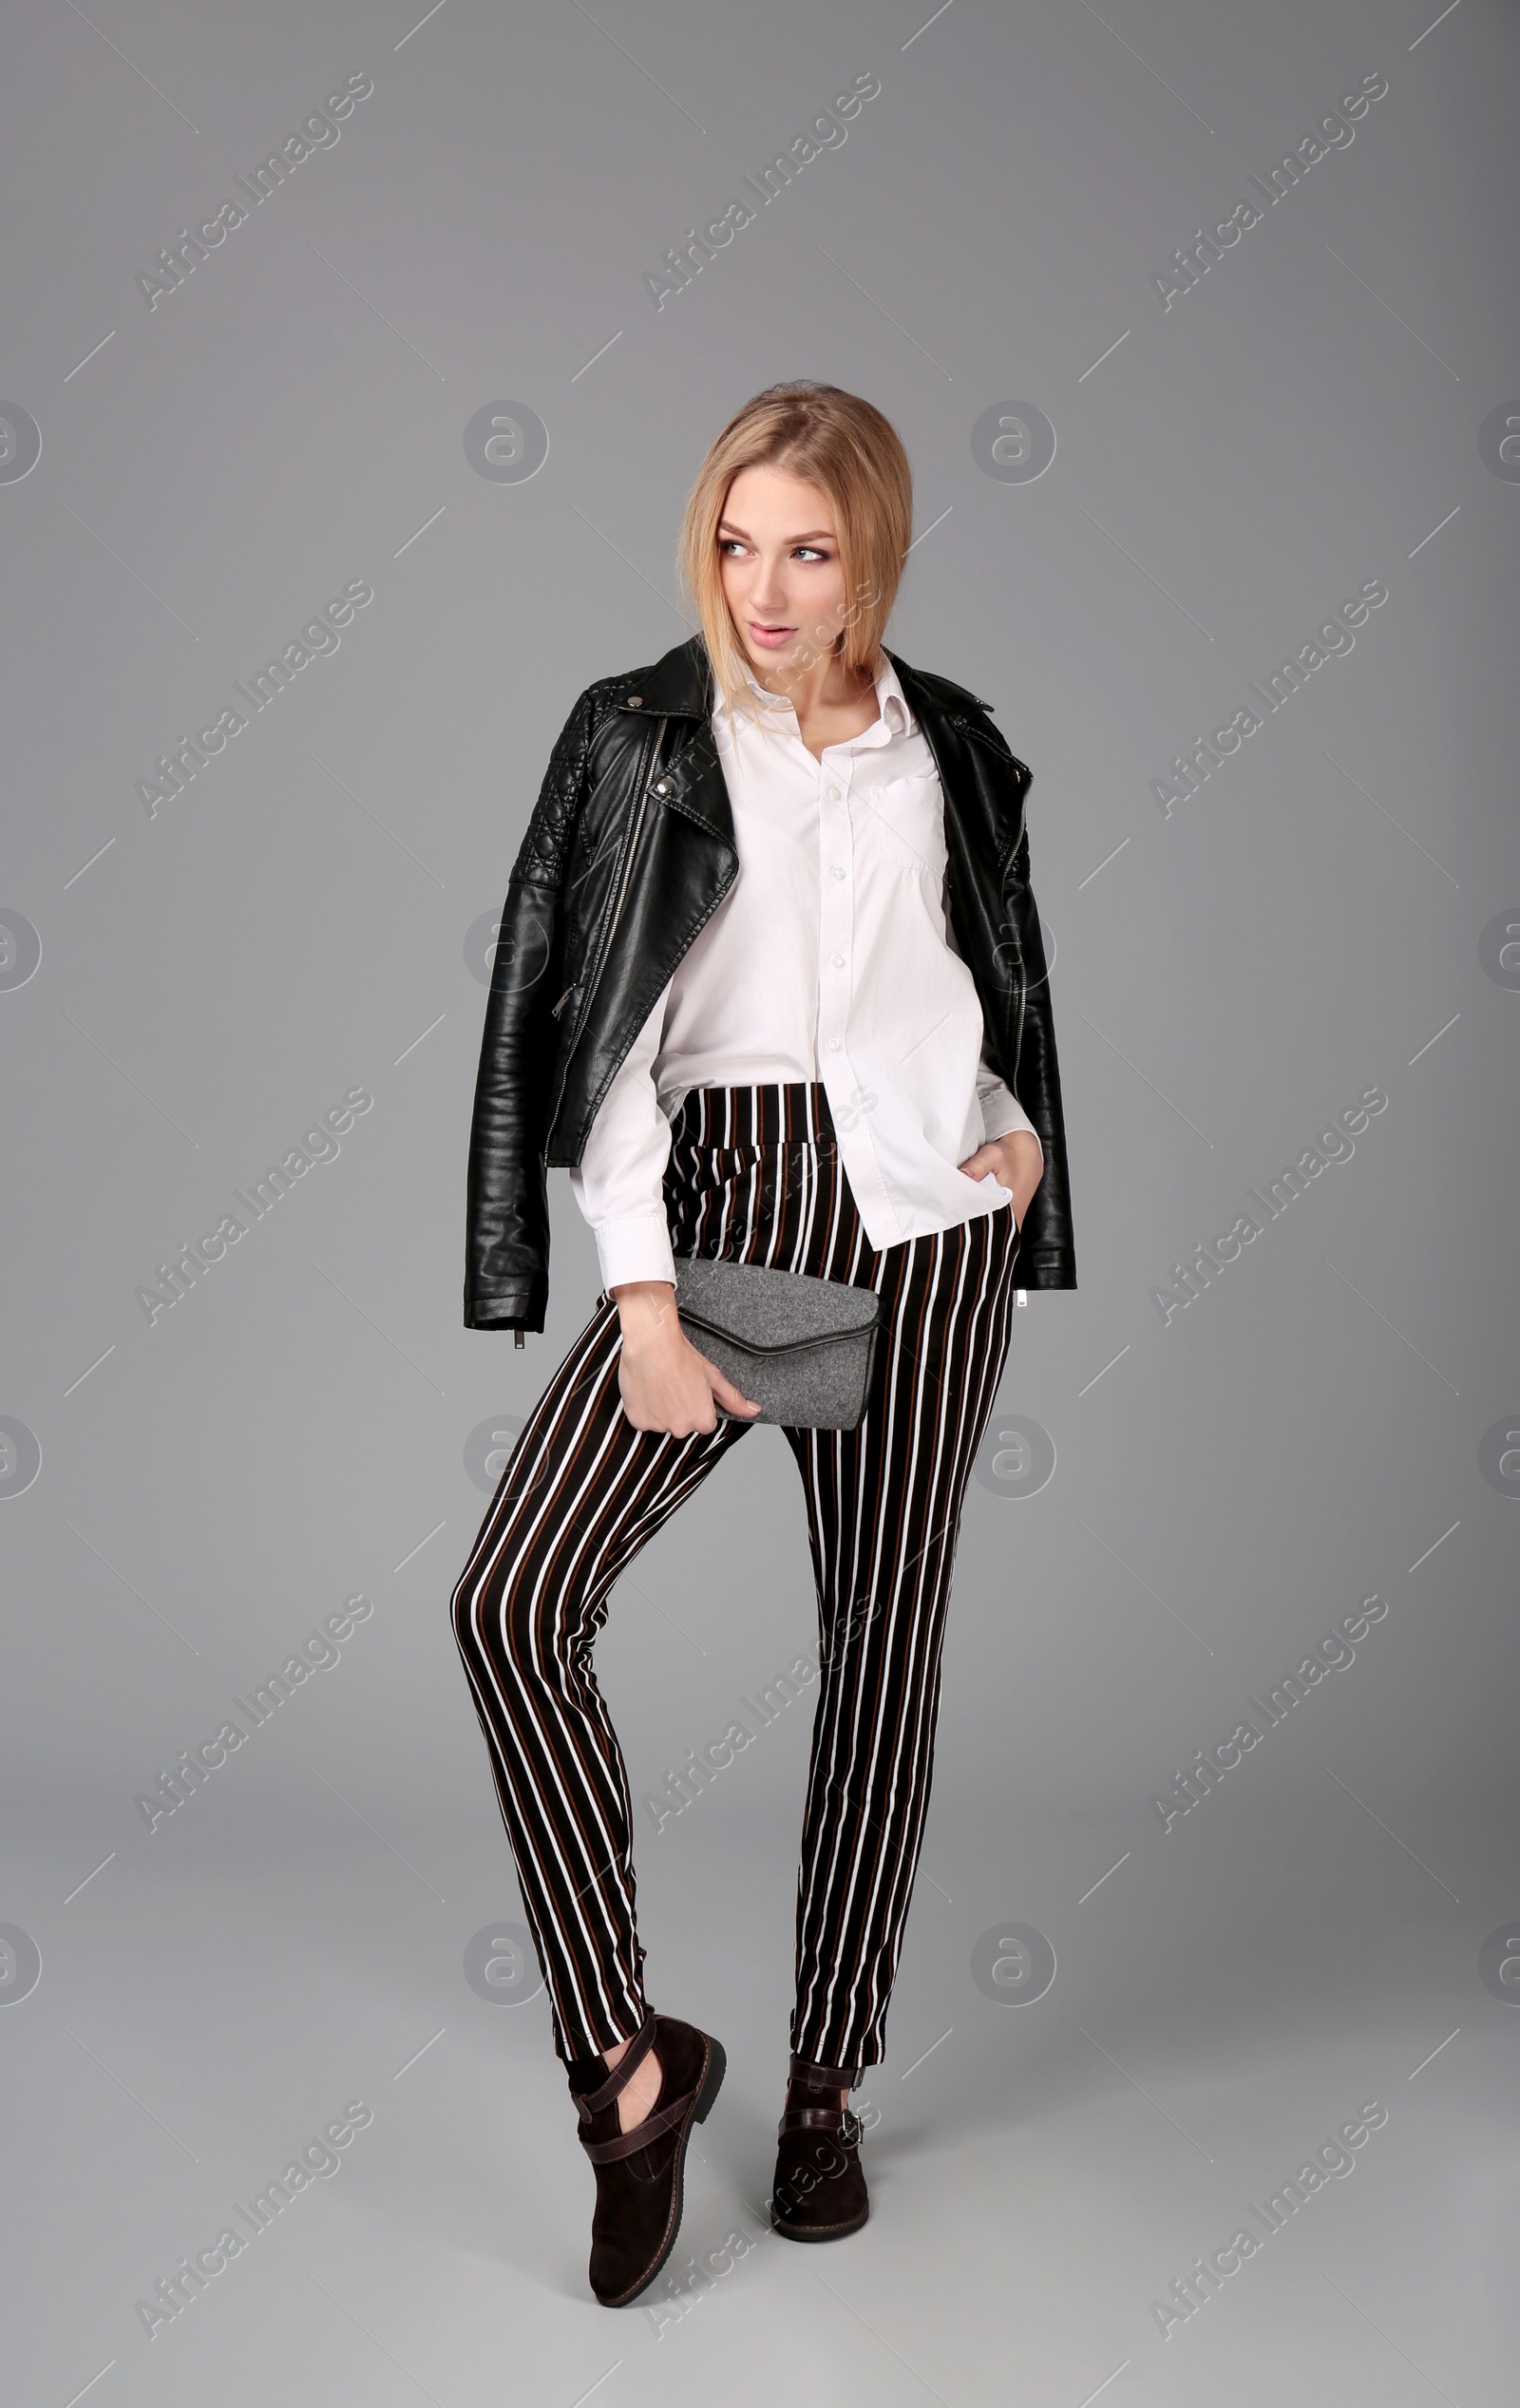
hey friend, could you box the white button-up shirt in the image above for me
[568,653,1041,1292]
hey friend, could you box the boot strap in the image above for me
[579,2084,695,2163]
[572,2006,658,2122]
[778,2103,862,2145]
[788,2051,860,2090]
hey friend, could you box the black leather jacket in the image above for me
[465,633,1075,1332]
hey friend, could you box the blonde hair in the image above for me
[677,381,913,721]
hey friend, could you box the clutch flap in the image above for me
[673,1255,883,1356]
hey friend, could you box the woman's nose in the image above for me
[749,557,788,607]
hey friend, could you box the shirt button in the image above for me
[829,864,846,881]
[826,1037,841,1052]
[829,952,845,968]
[826,786,840,800]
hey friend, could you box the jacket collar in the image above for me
[619,633,712,717]
[621,632,990,731]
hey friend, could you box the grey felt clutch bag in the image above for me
[672,1255,885,1430]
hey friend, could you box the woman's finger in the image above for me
[697,1354,761,1414]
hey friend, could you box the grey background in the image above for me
[2,0,1516,2399]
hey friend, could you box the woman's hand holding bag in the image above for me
[611,1280,763,1436]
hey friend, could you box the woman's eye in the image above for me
[717,540,831,560]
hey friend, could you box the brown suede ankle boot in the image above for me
[566,2006,727,2306]
[770,2051,869,2241]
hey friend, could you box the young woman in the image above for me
[452,381,1075,2307]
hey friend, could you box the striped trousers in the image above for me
[450,1082,1021,2073]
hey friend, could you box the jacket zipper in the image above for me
[1006,774,1030,1083]
[541,713,665,1159]
[1011,950,1028,1086]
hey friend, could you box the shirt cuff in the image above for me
[978,1081,1044,1167]
[592,1209,677,1296]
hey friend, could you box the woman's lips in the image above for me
[749,620,796,649]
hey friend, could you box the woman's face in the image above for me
[717,463,854,685]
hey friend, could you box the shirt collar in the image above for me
[731,650,913,743]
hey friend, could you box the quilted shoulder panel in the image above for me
[512,667,656,887]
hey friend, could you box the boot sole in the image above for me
[598,2030,727,2308]
[770,2197,869,2243]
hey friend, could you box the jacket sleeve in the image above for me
[998,794,1075,1288]
[464,686,597,1332]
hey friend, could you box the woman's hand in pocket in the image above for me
[610,1280,762,1435]
[957,1129,1043,1226]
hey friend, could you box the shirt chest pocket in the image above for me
[854,770,948,883]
